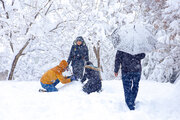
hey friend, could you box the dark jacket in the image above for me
[81,65,102,94]
[67,40,89,66]
[114,50,145,73]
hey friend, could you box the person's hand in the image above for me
[71,75,77,81]
[81,79,84,84]
[65,65,70,71]
[114,72,118,77]
[51,80,56,83]
[66,76,71,79]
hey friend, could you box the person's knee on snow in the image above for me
[40,82,58,92]
[81,61,102,94]
[40,60,75,92]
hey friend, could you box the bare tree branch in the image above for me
[45,2,53,15]
[24,3,36,9]
[9,32,14,53]
[49,18,79,32]
[0,0,9,19]
[25,0,52,35]
[12,0,15,6]
[8,0,53,80]
[8,36,35,80]
[0,0,15,53]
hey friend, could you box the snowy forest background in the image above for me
[0,0,179,83]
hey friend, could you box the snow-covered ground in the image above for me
[0,80,179,120]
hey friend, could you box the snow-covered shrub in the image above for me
[142,46,180,83]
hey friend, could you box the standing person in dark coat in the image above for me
[81,61,102,94]
[114,50,145,110]
[67,36,89,80]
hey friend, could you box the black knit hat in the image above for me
[76,36,84,42]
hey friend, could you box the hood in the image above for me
[73,36,86,46]
[51,60,68,74]
[76,36,84,42]
[59,60,68,70]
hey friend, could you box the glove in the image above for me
[71,75,77,81]
[66,65,70,71]
[66,76,71,79]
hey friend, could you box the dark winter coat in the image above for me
[81,65,102,94]
[67,40,89,67]
[114,50,145,73]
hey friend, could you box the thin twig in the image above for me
[0,0,9,19]
[49,18,79,32]
[25,0,52,35]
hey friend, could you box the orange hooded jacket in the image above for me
[40,60,71,84]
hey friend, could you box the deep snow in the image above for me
[0,80,179,120]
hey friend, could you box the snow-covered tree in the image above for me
[0,0,179,83]
[140,0,180,83]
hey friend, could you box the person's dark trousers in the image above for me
[122,72,141,110]
[72,64,84,80]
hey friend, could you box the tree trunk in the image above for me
[8,0,52,80]
[8,37,34,80]
[93,41,103,80]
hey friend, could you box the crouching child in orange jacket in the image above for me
[39,60,77,92]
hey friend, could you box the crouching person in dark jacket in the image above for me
[114,50,145,110]
[81,61,102,94]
